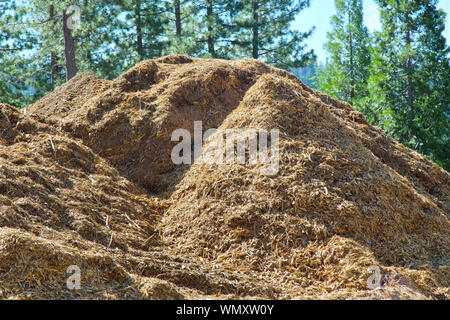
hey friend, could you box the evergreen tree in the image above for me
[317,0,371,106]
[162,0,202,55]
[292,60,326,89]
[115,0,167,65]
[0,0,129,106]
[233,0,315,69]
[76,0,126,79]
[369,0,449,169]
[0,0,48,107]
[189,0,240,58]
[0,0,19,105]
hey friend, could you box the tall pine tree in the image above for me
[162,0,202,56]
[188,0,240,58]
[116,0,167,64]
[0,0,20,105]
[368,0,449,169]
[233,0,315,69]
[0,0,49,107]
[0,0,130,106]
[317,0,371,106]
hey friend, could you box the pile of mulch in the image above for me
[26,55,295,192]
[0,103,279,299]
[0,55,448,299]
[160,73,449,299]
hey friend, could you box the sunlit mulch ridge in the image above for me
[0,55,448,299]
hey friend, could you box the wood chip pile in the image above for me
[0,55,448,299]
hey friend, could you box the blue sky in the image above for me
[292,0,450,63]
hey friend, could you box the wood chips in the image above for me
[0,55,448,299]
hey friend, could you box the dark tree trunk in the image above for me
[406,29,414,107]
[348,8,355,103]
[206,0,215,57]
[135,0,143,59]
[402,12,416,141]
[63,11,78,81]
[252,0,259,59]
[84,0,93,65]
[50,5,57,90]
[175,0,182,37]
[405,26,415,139]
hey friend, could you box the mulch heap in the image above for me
[0,55,448,299]
[26,55,294,192]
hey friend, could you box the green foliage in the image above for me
[316,0,449,170]
[161,0,204,56]
[0,0,315,108]
[112,0,168,69]
[0,0,47,107]
[186,0,241,58]
[316,0,371,106]
[233,0,315,69]
[1,0,448,171]
[369,0,450,169]
[0,0,126,106]
[292,61,326,89]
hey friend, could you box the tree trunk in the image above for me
[50,5,57,90]
[135,0,143,59]
[405,26,415,139]
[175,0,182,38]
[252,0,259,59]
[348,8,355,104]
[405,14,416,138]
[63,11,78,81]
[206,0,215,57]
[406,29,414,107]
[84,0,93,65]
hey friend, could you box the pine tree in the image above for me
[76,0,126,79]
[317,0,371,106]
[116,0,167,65]
[188,0,240,58]
[63,6,78,80]
[233,0,315,69]
[25,0,82,81]
[162,0,202,56]
[0,0,48,107]
[293,61,325,89]
[369,0,449,169]
[0,0,130,106]
[0,0,18,104]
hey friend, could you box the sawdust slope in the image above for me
[0,103,167,298]
[26,55,296,192]
[160,73,449,299]
[0,55,448,299]
[1,102,285,299]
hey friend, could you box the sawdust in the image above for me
[26,56,296,192]
[0,55,448,299]
[160,73,449,299]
